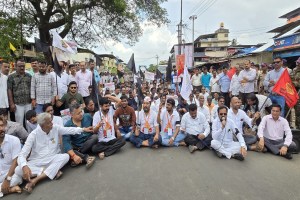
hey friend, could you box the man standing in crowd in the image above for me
[256,104,297,159]
[198,95,210,122]
[28,59,39,76]
[15,112,94,193]
[157,98,185,147]
[31,61,56,114]
[238,60,257,105]
[181,104,211,153]
[229,65,241,98]
[7,59,32,126]
[292,57,300,129]
[211,106,247,161]
[113,95,136,141]
[130,97,161,148]
[264,57,286,116]
[0,63,9,116]
[89,59,100,85]
[0,60,10,75]
[50,61,69,98]
[191,68,201,91]
[0,116,23,198]
[56,81,85,109]
[218,67,231,107]
[209,69,220,95]
[76,61,92,99]
[201,67,211,93]
[68,64,77,83]
[93,97,126,159]
[258,63,268,95]
[63,103,97,167]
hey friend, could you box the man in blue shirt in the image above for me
[218,67,231,107]
[63,103,97,168]
[89,59,101,84]
[201,67,212,92]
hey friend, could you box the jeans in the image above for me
[130,132,162,148]
[161,132,186,147]
[269,94,285,117]
[119,126,133,141]
[35,104,45,114]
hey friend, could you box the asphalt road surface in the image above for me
[5,143,300,200]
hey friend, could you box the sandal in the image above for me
[98,152,105,160]
[23,182,35,194]
[85,156,96,168]
[54,171,63,180]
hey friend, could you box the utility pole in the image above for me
[177,0,183,55]
[189,15,197,68]
[20,0,23,58]
[156,55,159,67]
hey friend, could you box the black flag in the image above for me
[166,56,172,82]
[156,68,163,79]
[51,53,62,78]
[127,53,136,74]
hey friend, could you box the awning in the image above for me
[252,39,274,53]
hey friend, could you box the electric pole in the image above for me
[189,15,197,68]
[156,55,159,67]
[177,0,183,55]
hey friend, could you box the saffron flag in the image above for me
[272,69,299,108]
[180,66,193,101]
[176,54,185,76]
[227,67,236,80]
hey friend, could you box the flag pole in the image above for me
[285,89,300,118]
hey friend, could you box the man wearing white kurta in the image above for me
[15,113,93,193]
[211,106,247,161]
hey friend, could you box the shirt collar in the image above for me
[268,115,281,121]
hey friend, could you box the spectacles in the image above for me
[219,113,227,116]
[70,87,77,89]
[18,65,25,68]
[0,147,4,159]
[273,61,281,64]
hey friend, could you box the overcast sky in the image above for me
[93,0,300,66]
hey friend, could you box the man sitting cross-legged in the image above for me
[63,103,97,168]
[14,112,94,194]
[130,97,162,148]
[181,103,212,153]
[211,106,247,161]
[0,116,23,198]
[157,98,186,147]
[255,104,297,159]
[92,97,126,159]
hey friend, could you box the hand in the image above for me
[254,112,260,119]
[51,98,55,105]
[55,95,59,101]
[73,155,83,165]
[240,147,247,157]
[9,103,16,112]
[258,138,264,151]
[83,126,94,133]
[1,179,10,194]
[182,108,187,113]
[31,99,36,108]
[243,77,249,82]
[168,137,174,145]
[269,80,275,86]
[198,134,205,140]
[153,134,159,142]
[221,118,226,128]
[135,129,140,136]
[116,130,122,138]
[279,146,288,156]
[22,165,32,182]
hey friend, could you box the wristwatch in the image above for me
[6,176,12,181]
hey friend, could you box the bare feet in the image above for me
[23,182,35,194]
[54,171,63,180]
[152,144,159,149]
[98,152,105,160]
[9,186,22,194]
[179,142,186,146]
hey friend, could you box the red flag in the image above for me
[176,54,185,76]
[227,67,236,80]
[272,69,299,108]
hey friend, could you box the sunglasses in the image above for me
[219,113,227,116]
[70,87,77,89]
[273,61,281,64]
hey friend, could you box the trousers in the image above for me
[92,138,126,157]
[130,132,162,148]
[211,140,245,159]
[184,133,212,149]
[161,132,186,147]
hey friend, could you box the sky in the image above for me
[93,0,300,67]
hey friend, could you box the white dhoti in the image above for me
[15,153,69,180]
[211,140,246,159]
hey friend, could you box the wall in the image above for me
[230,52,273,66]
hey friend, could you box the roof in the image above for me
[194,33,216,42]
[279,7,300,19]
[268,20,300,35]
[252,39,274,53]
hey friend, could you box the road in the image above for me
[5,143,300,200]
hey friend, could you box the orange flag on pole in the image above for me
[272,69,299,108]
[227,67,236,80]
[176,54,185,76]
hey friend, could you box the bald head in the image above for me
[231,97,241,110]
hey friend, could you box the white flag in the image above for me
[51,30,76,54]
[180,66,193,101]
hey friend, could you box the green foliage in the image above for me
[148,64,157,72]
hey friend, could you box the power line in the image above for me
[196,0,218,17]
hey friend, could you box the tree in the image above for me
[148,63,157,72]
[0,0,169,50]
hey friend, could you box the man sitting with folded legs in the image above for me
[256,104,297,159]
[211,106,247,161]
[158,98,186,147]
[63,103,97,168]
[92,97,126,159]
[181,104,211,153]
[130,97,161,148]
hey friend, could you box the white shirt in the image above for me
[212,117,246,147]
[180,112,210,137]
[187,98,199,107]
[68,74,76,84]
[137,110,158,135]
[75,70,92,97]
[0,135,21,179]
[209,76,220,93]
[18,125,84,168]
[198,105,210,123]
[256,94,272,117]
[227,109,252,135]
[53,116,64,126]
[192,74,201,86]
[51,71,69,98]
[160,110,180,134]
[238,68,257,93]
[229,74,240,96]
[93,107,116,142]
[0,74,8,108]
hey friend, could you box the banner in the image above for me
[180,66,193,101]
[105,82,115,91]
[176,54,185,76]
[174,44,193,68]
[173,76,181,83]
[145,71,155,81]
